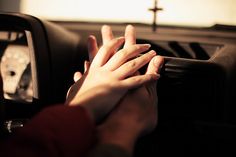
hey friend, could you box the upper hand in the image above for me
[66,27,157,122]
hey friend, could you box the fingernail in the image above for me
[118,36,125,40]
[149,50,156,56]
[84,60,90,66]
[153,56,161,66]
[154,56,164,73]
[126,24,134,29]
[84,60,89,72]
[152,74,160,80]
[88,35,95,39]
[87,36,94,52]
[102,25,110,29]
[142,44,151,49]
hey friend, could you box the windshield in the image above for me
[1,0,236,27]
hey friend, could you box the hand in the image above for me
[95,25,164,154]
[97,56,163,154]
[66,28,158,123]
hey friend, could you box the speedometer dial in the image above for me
[0,44,32,102]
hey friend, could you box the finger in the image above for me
[146,55,164,75]
[101,25,114,44]
[73,72,83,82]
[84,60,91,73]
[120,74,159,89]
[115,50,156,79]
[124,25,136,48]
[66,86,72,99]
[103,44,151,71]
[91,37,125,67]
[87,35,99,62]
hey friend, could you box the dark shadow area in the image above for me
[190,42,210,60]
[168,41,193,58]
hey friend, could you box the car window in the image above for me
[19,0,236,27]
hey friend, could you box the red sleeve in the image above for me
[1,105,96,157]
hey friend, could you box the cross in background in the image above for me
[148,0,163,32]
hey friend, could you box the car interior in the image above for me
[0,7,236,156]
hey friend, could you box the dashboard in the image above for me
[1,13,236,156]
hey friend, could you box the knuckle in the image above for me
[140,53,152,62]
[131,45,142,53]
[101,46,110,53]
[119,49,128,58]
[133,44,141,50]
[127,60,137,68]
[147,74,154,80]
[132,76,142,84]
[134,44,142,50]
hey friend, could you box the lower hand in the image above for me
[97,55,164,154]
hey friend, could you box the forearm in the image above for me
[1,105,96,157]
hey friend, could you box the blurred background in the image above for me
[0,0,236,27]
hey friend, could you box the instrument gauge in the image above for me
[0,44,32,102]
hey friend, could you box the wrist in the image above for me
[97,119,143,154]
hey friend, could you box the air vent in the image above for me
[137,39,223,60]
